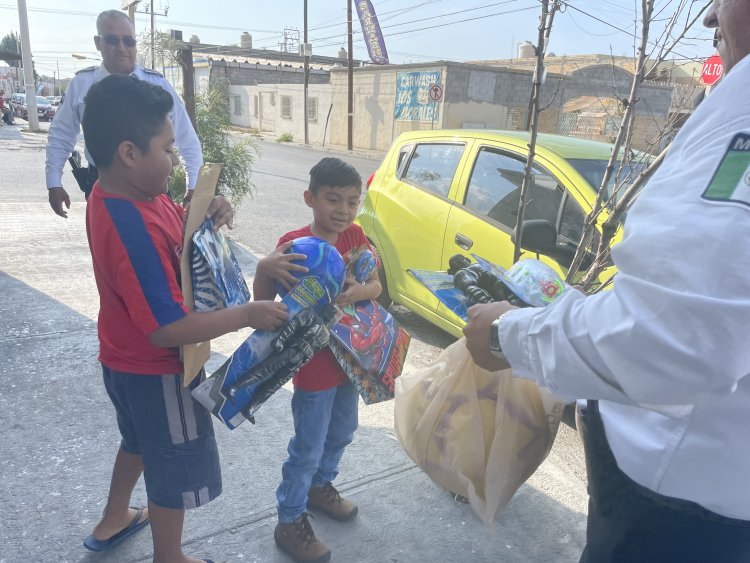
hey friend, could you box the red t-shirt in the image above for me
[86,183,188,375]
[278,224,371,391]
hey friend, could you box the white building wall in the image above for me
[229,83,333,145]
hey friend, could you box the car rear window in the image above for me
[402,143,464,198]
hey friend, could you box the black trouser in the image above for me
[578,401,750,563]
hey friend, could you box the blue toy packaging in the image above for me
[409,256,569,322]
[192,237,345,429]
[328,246,411,404]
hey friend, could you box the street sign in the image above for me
[429,83,443,102]
[701,54,723,86]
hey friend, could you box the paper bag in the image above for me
[394,338,564,525]
[180,163,222,387]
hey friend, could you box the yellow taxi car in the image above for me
[356,129,642,338]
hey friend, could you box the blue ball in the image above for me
[276,236,346,300]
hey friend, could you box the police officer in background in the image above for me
[46,9,202,218]
[464,1,750,561]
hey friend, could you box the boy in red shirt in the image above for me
[254,157,382,563]
[81,74,288,563]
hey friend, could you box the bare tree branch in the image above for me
[566,0,655,283]
[514,0,562,263]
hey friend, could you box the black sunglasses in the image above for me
[98,35,137,47]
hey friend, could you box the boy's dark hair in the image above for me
[309,157,362,194]
[82,75,173,169]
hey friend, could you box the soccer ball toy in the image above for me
[276,236,346,300]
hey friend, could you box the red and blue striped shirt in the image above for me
[86,183,188,375]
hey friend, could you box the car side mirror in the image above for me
[511,219,578,268]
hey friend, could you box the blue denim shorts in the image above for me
[101,365,222,510]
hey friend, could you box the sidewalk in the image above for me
[230,127,387,163]
[0,140,587,563]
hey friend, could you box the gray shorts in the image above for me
[101,365,222,510]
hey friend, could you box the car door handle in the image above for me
[455,233,473,251]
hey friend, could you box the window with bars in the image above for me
[280,95,293,119]
[307,97,318,122]
[253,95,258,117]
[233,95,242,116]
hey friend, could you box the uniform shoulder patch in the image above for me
[702,132,750,208]
[142,67,165,78]
[75,65,97,75]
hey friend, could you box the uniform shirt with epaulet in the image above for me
[497,52,750,520]
[45,64,203,191]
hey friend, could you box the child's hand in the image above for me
[335,276,362,308]
[206,196,235,231]
[244,301,288,332]
[258,241,309,291]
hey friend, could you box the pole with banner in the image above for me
[355,0,389,65]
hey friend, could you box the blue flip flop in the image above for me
[83,506,150,552]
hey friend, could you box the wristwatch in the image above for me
[489,317,504,358]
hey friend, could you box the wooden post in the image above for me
[304,0,309,145]
[347,0,354,151]
[178,44,196,130]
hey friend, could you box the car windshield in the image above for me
[568,158,648,201]
[36,96,49,105]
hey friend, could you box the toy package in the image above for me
[409,255,569,322]
[192,237,346,429]
[191,218,251,311]
[328,247,411,404]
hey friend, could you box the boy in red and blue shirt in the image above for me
[254,157,382,563]
[81,74,288,563]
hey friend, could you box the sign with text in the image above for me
[701,54,723,86]
[394,70,442,122]
[355,0,389,65]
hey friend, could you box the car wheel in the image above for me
[371,245,392,309]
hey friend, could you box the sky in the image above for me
[1,0,717,80]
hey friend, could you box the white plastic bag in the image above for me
[394,338,564,525]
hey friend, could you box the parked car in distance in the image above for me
[356,129,646,338]
[47,96,62,106]
[10,93,55,121]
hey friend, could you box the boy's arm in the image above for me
[149,301,288,348]
[254,240,309,299]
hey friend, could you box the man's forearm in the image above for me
[149,307,250,348]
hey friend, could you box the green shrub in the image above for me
[276,132,294,143]
[169,80,258,206]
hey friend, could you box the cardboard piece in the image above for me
[180,163,223,387]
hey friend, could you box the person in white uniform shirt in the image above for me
[46,9,202,218]
[464,1,750,561]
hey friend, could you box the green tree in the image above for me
[1,32,20,67]
[169,80,258,206]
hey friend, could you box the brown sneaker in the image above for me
[307,482,358,522]
[274,513,331,563]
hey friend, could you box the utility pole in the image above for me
[133,0,168,69]
[303,0,309,145]
[16,0,39,131]
[347,0,353,151]
[151,0,155,68]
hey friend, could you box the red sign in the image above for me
[701,54,723,86]
[429,84,443,102]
